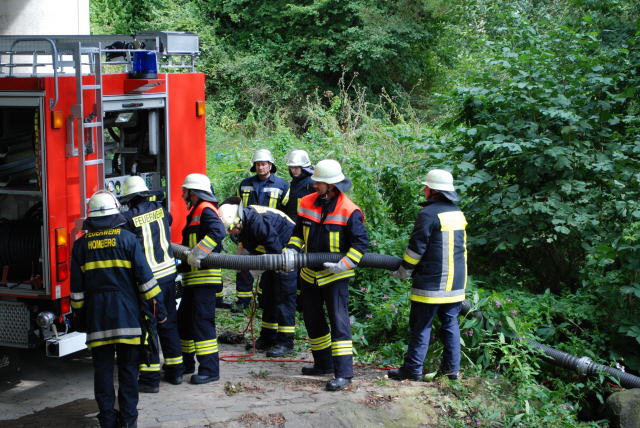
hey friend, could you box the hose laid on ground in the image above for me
[459,301,640,389]
[171,243,402,271]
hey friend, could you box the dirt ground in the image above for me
[0,342,452,428]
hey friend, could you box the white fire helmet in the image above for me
[422,169,460,201]
[88,190,121,217]
[182,173,212,192]
[311,159,345,184]
[122,175,149,199]
[285,150,311,167]
[218,203,242,231]
[250,148,277,172]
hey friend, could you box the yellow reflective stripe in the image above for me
[445,230,455,291]
[189,233,198,272]
[410,293,465,304]
[316,269,355,286]
[438,211,467,231]
[242,191,250,207]
[403,252,420,265]
[157,219,172,264]
[87,337,141,349]
[141,286,161,300]
[216,291,224,298]
[141,223,156,269]
[181,339,195,353]
[303,225,310,253]
[81,259,131,272]
[236,291,253,298]
[255,245,266,253]
[289,236,304,249]
[331,340,353,356]
[277,326,295,334]
[346,248,362,262]
[282,188,290,206]
[268,191,278,208]
[309,333,331,351]
[329,232,340,252]
[463,230,468,290]
[262,321,278,330]
[139,363,161,372]
[164,356,183,365]
[71,301,84,309]
[153,263,177,280]
[195,339,219,355]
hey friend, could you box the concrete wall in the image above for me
[0,0,90,35]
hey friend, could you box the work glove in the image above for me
[186,250,201,268]
[282,248,298,272]
[236,246,250,256]
[323,258,350,274]
[391,265,413,280]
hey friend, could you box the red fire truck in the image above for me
[0,32,206,361]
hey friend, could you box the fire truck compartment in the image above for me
[0,103,46,293]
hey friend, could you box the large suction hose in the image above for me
[459,301,640,389]
[171,243,401,271]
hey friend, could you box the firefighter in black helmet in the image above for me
[71,190,166,428]
[120,176,185,391]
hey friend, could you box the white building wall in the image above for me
[0,0,90,35]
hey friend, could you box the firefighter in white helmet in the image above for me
[177,173,226,384]
[283,159,369,391]
[120,176,185,391]
[219,197,298,357]
[71,190,166,427]
[388,169,467,382]
[283,149,315,219]
[234,149,290,311]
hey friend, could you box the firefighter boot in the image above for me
[326,377,352,391]
[301,365,333,376]
[266,344,294,358]
[388,367,423,381]
[190,374,220,384]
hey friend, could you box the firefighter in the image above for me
[388,169,467,382]
[283,150,315,312]
[120,176,184,391]
[218,197,298,357]
[70,190,166,428]
[283,159,369,391]
[234,149,290,311]
[283,149,315,220]
[177,173,225,384]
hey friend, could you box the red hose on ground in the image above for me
[219,291,398,370]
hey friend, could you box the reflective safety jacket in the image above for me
[400,197,468,304]
[122,199,176,281]
[238,174,290,210]
[238,205,295,255]
[70,214,163,349]
[284,173,315,220]
[179,200,226,286]
[287,192,369,286]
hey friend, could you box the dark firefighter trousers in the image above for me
[177,285,219,377]
[139,275,184,387]
[92,343,141,428]
[257,269,297,347]
[235,270,254,303]
[301,278,353,379]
